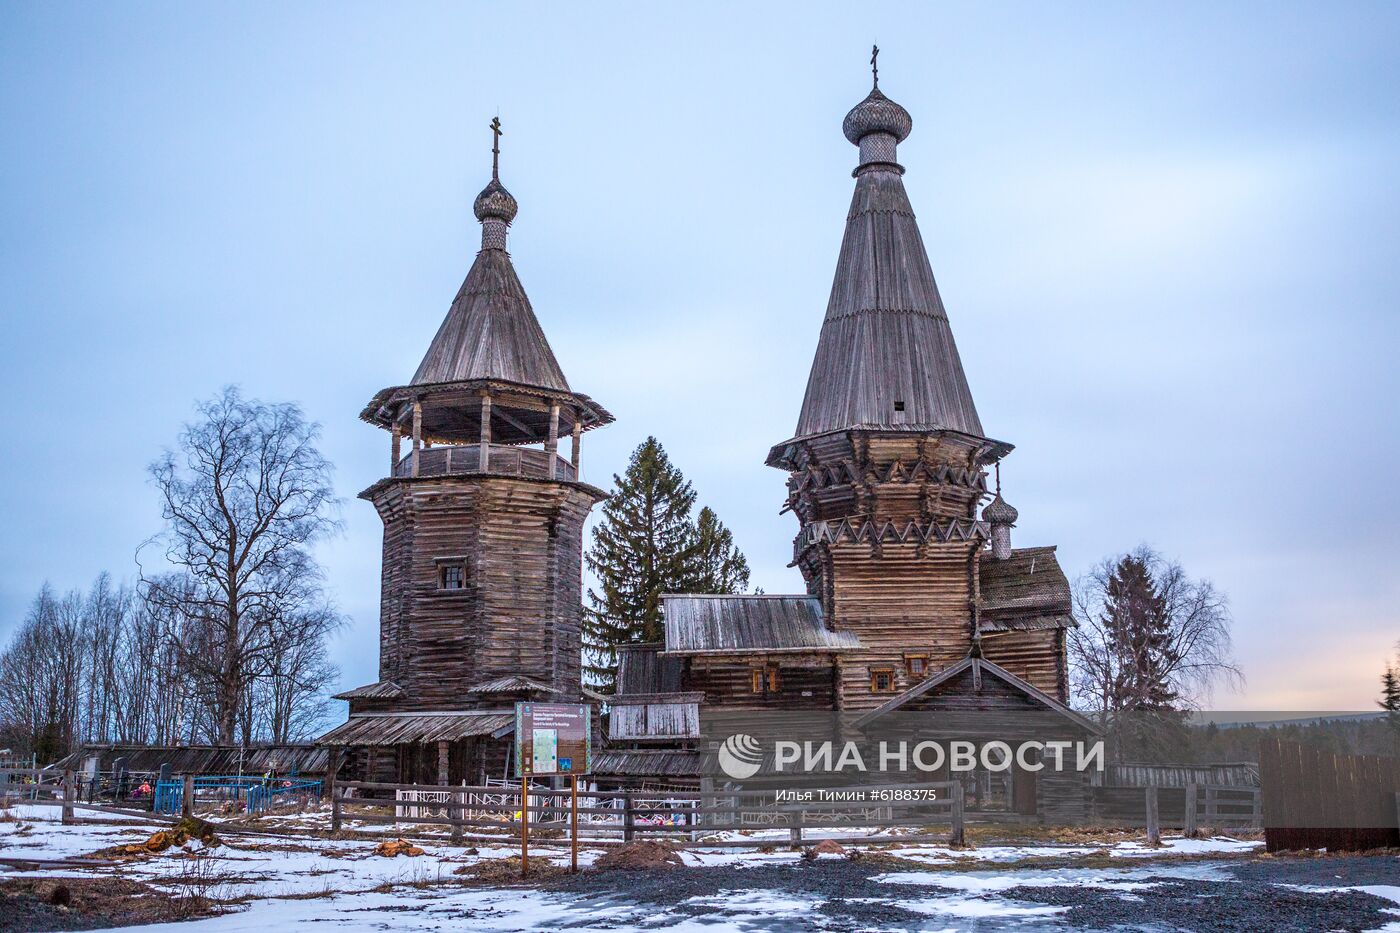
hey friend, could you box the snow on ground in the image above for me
[0,806,1285,931]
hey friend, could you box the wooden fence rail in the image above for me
[331,779,965,847]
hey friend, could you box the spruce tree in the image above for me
[1381,665,1400,743]
[1102,555,1179,709]
[685,507,751,594]
[584,438,698,689]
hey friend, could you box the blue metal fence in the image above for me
[153,776,323,815]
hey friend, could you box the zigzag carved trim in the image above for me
[790,458,987,497]
[791,517,989,562]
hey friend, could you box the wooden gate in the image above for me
[1259,734,1400,852]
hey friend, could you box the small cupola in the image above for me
[982,466,1018,561]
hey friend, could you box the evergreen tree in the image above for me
[584,438,698,689]
[685,507,751,594]
[1101,554,1180,710]
[1381,664,1400,744]
[583,438,752,691]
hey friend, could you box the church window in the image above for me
[870,668,897,693]
[905,655,928,677]
[439,564,465,589]
[750,666,780,694]
[893,400,905,412]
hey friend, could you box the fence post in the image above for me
[61,770,74,825]
[181,773,194,819]
[1204,786,1217,826]
[623,790,635,842]
[950,781,965,847]
[1251,787,1262,829]
[1184,782,1198,838]
[1145,786,1160,845]
[789,810,802,848]
[331,785,342,833]
[450,786,463,844]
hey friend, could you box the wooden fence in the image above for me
[1259,735,1400,852]
[1093,783,1261,837]
[332,779,966,847]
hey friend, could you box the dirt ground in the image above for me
[0,876,217,932]
[550,853,1400,933]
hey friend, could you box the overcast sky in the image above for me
[2,2,1396,711]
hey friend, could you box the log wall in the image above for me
[366,474,601,709]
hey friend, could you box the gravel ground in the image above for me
[551,855,1400,932]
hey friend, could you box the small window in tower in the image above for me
[893,400,905,413]
[440,564,465,590]
[905,655,928,678]
[870,668,897,693]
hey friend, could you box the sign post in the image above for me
[514,702,591,878]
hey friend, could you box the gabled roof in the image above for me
[465,675,561,695]
[979,546,1075,634]
[411,247,570,393]
[854,656,1101,734]
[332,681,405,701]
[315,711,515,747]
[661,594,863,655]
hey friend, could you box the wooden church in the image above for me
[317,121,613,785]
[320,60,1097,816]
[604,60,1098,816]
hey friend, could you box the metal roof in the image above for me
[662,595,862,655]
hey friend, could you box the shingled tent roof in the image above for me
[772,76,1004,461]
[410,247,571,392]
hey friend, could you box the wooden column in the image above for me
[391,423,402,474]
[479,395,492,471]
[570,418,582,475]
[1184,782,1199,838]
[1145,785,1161,845]
[437,741,450,787]
[411,400,423,477]
[546,402,560,479]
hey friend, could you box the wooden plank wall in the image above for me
[980,629,1064,702]
[1260,734,1400,852]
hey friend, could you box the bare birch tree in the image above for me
[140,386,341,744]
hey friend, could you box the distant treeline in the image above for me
[0,573,336,764]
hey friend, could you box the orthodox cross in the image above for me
[490,116,503,181]
[871,44,880,89]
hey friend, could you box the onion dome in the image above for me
[982,492,1019,526]
[842,88,913,145]
[473,178,518,224]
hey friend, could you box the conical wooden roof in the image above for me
[410,246,570,392]
[790,87,984,442]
